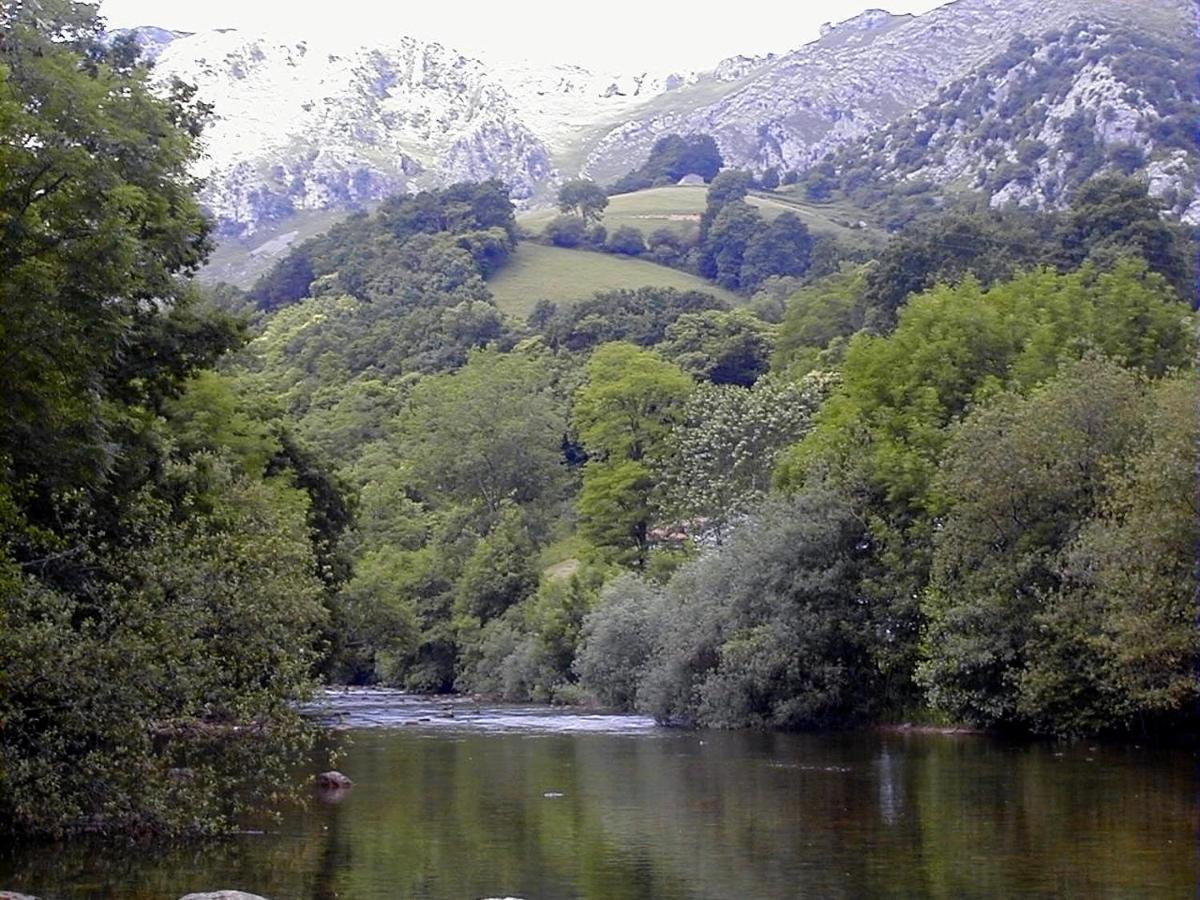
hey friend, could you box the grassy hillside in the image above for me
[519,186,880,247]
[487,242,741,319]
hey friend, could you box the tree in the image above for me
[659,373,833,541]
[773,264,869,374]
[610,133,723,193]
[0,1,218,503]
[740,212,813,292]
[1020,372,1199,735]
[776,261,1195,711]
[545,215,588,247]
[699,170,755,239]
[573,343,693,565]
[575,574,664,708]
[1057,173,1191,297]
[0,3,345,835]
[660,309,775,386]
[703,200,765,289]
[605,225,647,255]
[917,357,1148,730]
[557,179,609,224]
[397,348,568,517]
[627,490,875,729]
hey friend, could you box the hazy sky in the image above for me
[96,0,949,71]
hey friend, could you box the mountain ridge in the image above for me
[114,0,1199,238]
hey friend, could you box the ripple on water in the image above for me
[304,687,663,735]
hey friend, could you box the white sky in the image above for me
[95,0,950,72]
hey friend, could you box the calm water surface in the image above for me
[3,690,1196,899]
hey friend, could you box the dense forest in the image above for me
[1,0,1196,842]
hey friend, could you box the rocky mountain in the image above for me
[118,0,1199,239]
[577,0,1197,186]
[805,16,1200,223]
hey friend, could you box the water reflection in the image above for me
[1,703,1195,899]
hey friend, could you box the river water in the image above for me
[2,690,1196,899]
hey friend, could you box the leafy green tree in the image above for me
[1019,371,1199,735]
[574,574,664,708]
[1057,173,1191,297]
[917,357,1148,729]
[659,373,834,540]
[859,207,1052,329]
[0,1,220,503]
[0,456,326,837]
[545,214,588,247]
[628,490,874,728]
[325,546,421,684]
[699,170,755,243]
[0,3,343,837]
[659,309,775,386]
[573,343,693,565]
[773,264,869,374]
[557,179,609,224]
[454,503,539,624]
[740,211,813,292]
[397,348,568,518]
[605,225,647,255]
[537,287,728,352]
[610,133,723,193]
[702,200,764,289]
[777,261,1194,709]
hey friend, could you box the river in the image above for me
[2,690,1195,898]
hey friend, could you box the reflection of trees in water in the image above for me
[313,787,350,900]
[1,730,1195,898]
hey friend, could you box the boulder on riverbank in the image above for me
[317,770,353,789]
[179,892,271,900]
[0,891,40,900]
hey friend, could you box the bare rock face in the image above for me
[317,770,353,789]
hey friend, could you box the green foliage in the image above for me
[659,309,775,386]
[773,264,869,374]
[545,214,589,247]
[557,179,609,224]
[659,373,834,540]
[859,207,1055,329]
[396,349,568,518]
[1057,173,1191,297]
[574,574,663,708]
[250,180,515,308]
[0,2,337,838]
[605,225,647,256]
[780,261,1195,520]
[777,261,1194,717]
[917,357,1148,729]
[536,287,729,352]
[740,212,813,292]
[704,200,764,290]
[0,456,326,838]
[574,344,693,565]
[610,133,723,193]
[698,183,814,292]
[579,490,875,729]
[1019,372,1199,735]
[454,504,539,625]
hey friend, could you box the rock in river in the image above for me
[317,770,353,789]
[179,894,271,900]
